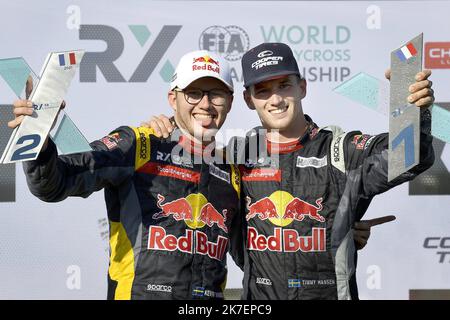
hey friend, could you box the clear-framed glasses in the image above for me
[173,88,231,106]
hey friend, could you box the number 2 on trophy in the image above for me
[10,134,42,161]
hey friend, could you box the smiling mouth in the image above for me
[268,106,288,114]
[193,114,216,120]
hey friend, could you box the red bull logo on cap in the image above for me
[192,55,220,73]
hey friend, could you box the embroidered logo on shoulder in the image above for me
[296,156,327,168]
[171,154,194,168]
[364,136,376,150]
[351,134,373,150]
[100,133,122,150]
[209,164,230,184]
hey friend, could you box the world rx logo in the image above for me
[423,237,450,263]
[79,25,181,82]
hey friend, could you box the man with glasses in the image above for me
[10,50,243,300]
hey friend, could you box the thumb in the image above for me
[385,69,391,81]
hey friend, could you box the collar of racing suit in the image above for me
[266,114,319,154]
[178,133,216,157]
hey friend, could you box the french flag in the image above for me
[58,52,77,66]
[396,43,418,62]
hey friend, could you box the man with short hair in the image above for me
[11,50,243,300]
[235,42,434,300]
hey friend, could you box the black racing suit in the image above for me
[228,112,434,300]
[23,126,242,300]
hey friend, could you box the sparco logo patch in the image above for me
[333,136,342,162]
[256,277,272,286]
[139,133,147,159]
[148,226,228,261]
[147,284,172,293]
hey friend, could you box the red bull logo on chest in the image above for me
[148,193,229,260]
[245,191,327,252]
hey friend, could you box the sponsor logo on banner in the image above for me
[260,25,352,82]
[199,25,250,61]
[425,42,450,69]
[79,24,181,83]
[423,236,450,263]
[296,156,327,168]
[409,129,450,195]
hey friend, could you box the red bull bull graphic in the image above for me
[152,193,228,233]
[153,194,193,221]
[199,203,228,233]
[192,55,220,66]
[148,226,228,261]
[246,192,325,225]
[283,197,325,223]
[245,197,278,221]
[193,57,206,63]
[247,227,326,252]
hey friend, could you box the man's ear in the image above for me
[168,90,177,112]
[243,89,255,110]
[298,78,307,100]
[226,94,234,114]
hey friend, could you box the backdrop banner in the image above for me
[0,0,449,299]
